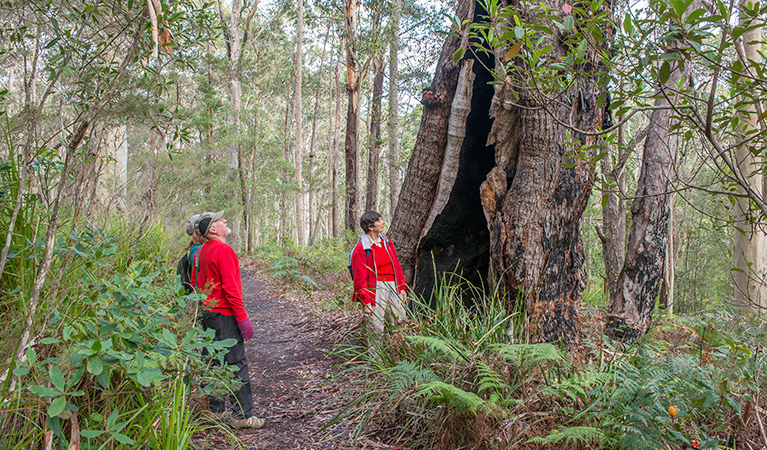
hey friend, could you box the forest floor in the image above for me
[190,259,381,450]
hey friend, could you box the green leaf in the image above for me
[106,407,119,428]
[701,392,720,408]
[659,61,671,84]
[623,13,633,34]
[48,396,66,418]
[30,385,60,397]
[49,365,66,391]
[724,397,742,414]
[81,430,104,438]
[41,337,61,345]
[452,48,465,66]
[563,15,574,32]
[110,432,134,445]
[136,372,151,387]
[26,348,37,365]
[161,329,178,347]
[87,357,103,376]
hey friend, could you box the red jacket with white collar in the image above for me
[351,233,406,306]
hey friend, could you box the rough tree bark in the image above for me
[343,0,360,231]
[388,0,474,283]
[605,12,696,340]
[478,0,613,345]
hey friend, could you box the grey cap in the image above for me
[195,210,225,237]
[185,214,201,236]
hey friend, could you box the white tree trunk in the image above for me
[733,4,767,314]
[294,0,306,245]
[388,0,401,219]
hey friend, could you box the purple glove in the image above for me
[237,318,254,341]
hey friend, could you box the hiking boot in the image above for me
[230,415,266,429]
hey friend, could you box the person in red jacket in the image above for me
[350,210,407,333]
[195,210,266,429]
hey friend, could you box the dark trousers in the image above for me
[201,311,254,418]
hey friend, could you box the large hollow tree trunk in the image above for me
[488,100,602,345]
[388,0,474,283]
[480,2,610,345]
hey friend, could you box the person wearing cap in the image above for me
[195,211,265,429]
[178,214,205,293]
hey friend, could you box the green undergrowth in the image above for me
[327,276,767,450]
[0,219,246,450]
[256,233,355,297]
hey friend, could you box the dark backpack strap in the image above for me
[189,244,202,291]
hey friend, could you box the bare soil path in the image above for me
[192,262,367,450]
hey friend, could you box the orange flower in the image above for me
[668,406,677,417]
[691,439,700,449]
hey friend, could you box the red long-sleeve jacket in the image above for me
[196,240,248,322]
[351,234,406,306]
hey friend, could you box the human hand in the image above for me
[363,304,373,316]
[237,318,254,341]
[400,291,407,302]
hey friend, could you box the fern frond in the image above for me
[527,426,604,446]
[407,335,471,362]
[416,380,485,414]
[491,342,563,369]
[386,360,439,397]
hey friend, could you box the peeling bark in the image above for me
[388,0,474,283]
[421,59,476,237]
[344,0,360,231]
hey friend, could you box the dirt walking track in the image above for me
[191,263,382,450]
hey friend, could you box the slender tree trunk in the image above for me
[366,57,384,211]
[660,209,675,314]
[732,3,767,314]
[605,17,696,340]
[332,47,343,238]
[596,122,629,297]
[343,0,360,231]
[281,98,293,239]
[388,0,473,282]
[309,30,329,243]
[238,142,251,252]
[294,0,306,245]
[388,0,401,219]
